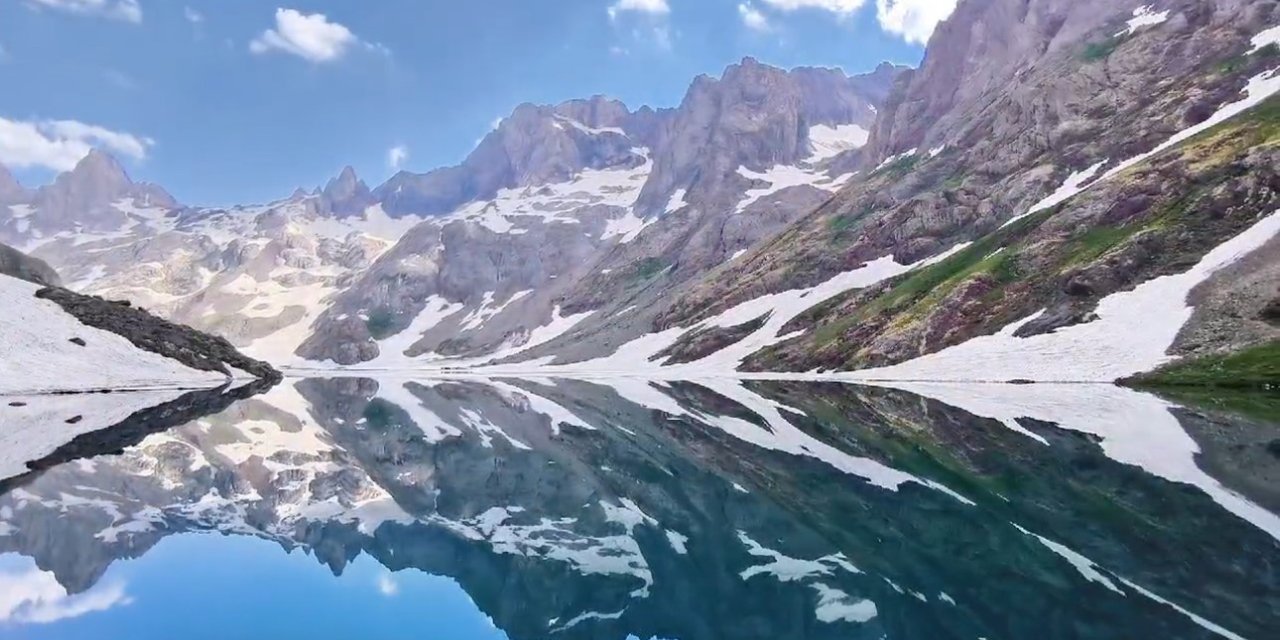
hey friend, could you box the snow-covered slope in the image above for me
[0,275,228,394]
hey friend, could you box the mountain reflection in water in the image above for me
[0,377,1277,639]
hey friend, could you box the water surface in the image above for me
[1,377,1277,639]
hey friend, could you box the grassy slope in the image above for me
[1127,341,1280,389]
[747,91,1280,374]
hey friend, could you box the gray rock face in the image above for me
[32,150,176,234]
[673,0,1270,311]
[376,96,657,218]
[659,0,1280,374]
[0,242,60,287]
[863,0,1271,167]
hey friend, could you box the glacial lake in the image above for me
[0,377,1277,639]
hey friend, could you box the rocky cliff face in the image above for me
[319,166,375,217]
[0,165,28,203]
[639,0,1280,379]
[0,241,60,286]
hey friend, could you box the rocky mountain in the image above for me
[1,378,1276,637]
[0,150,176,242]
[531,0,1280,380]
[0,60,900,369]
[665,0,1280,379]
[296,0,1280,377]
[298,58,899,365]
[1,0,1276,382]
[0,241,59,286]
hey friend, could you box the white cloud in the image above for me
[759,0,955,44]
[376,573,398,597]
[760,0,867,13]
[648,25,673,50]
[387,144,408,170]
[608,0,674,52]
[0,560,132,624]
[249,8,366,63]
[608,0,670,20]
[875,0,957,44]
[184,6,203,24]
[28,0,142,23]
[0,116,153,171]
[738,3,771,31]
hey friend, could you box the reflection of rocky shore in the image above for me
[1,379,279,496]
[1,377,1277,639]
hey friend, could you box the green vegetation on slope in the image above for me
[632,257,671,280]
[754,93,1280,373]
[1128,341,1280,389]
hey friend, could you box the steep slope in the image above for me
[563,0,1280,381]
[0,244,277,394]
[0,274,220,393]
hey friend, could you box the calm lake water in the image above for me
[1,377,1277,639]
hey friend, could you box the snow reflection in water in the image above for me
[0,377,1276,639]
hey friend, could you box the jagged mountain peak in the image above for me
[37,149,177,214]
[0,163,28,202]
[62,148,131,189]
[324,165,365,195]
[320,165,375,217]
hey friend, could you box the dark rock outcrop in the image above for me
[0,242,61,286]
[34,286,281,382]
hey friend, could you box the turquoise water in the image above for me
[1,377,1276,639]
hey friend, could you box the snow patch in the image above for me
[1001,161,1106,228]
[664,187,689,214]
[807,124,870,162]
[1116,5,1169,37]
[1252,25,1280,53]
[855,210,1280,383]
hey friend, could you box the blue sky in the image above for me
[0,0,955,205]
